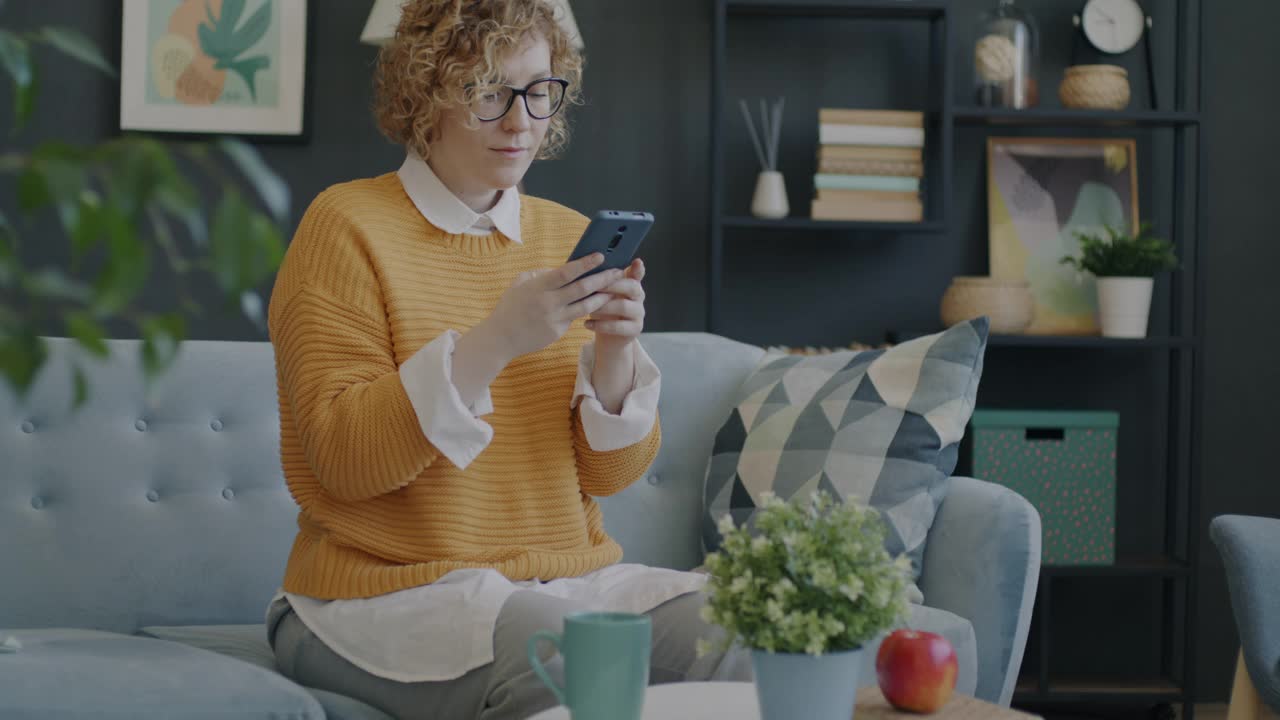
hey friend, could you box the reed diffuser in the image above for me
[740,97,788,219]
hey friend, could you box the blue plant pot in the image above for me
[750,647,864,720]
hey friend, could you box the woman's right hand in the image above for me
[483,253,624,361]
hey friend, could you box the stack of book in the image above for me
[811,108,925,223]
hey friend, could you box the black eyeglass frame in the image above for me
[470,77,570,122]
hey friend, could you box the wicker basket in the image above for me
[940,276,1034,334]
[1059,65,1130,110]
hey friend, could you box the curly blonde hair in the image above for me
[373,0,584,161]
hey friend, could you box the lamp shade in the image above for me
[360,0,402,45]
[361,0,583,49]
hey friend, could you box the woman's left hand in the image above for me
[585,259,646,352]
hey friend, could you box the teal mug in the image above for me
[526,611,651,720]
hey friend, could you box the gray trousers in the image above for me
[267,589,752,720]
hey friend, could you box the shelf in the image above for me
[890,332,1198,348]
[954,107,1200,127]
[988,334,1198,349]
[1015,675,1184,704]
[725,0,947,19]
[722,216,945,233]
[1041,556,1191,578]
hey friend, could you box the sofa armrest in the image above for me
[1210,514,1280,711]
[919,476,1042,707]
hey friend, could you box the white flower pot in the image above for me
[1096,276,1154,339]
[751,170,789,219]
[751,647,863,720]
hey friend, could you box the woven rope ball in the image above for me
[1059,65,1131,110]
[975,34,1018,84]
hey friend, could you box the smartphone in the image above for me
[566,210,655,282]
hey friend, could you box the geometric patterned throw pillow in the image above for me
[702,317,989,583]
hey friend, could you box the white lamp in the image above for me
[360,0,403,45]
[361,0,583,49]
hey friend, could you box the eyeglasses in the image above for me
[469,78,569,122]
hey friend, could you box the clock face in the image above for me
[1082,0,1145,54]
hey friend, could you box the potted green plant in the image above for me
[700,490,913,720]
[1060,221,1178,339]
[0,18,286,402]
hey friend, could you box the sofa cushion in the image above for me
[138,624,395,720]
[702,318,989,581]
[597,333,767,572]
[139,623,276,670]
[0,628,322,719]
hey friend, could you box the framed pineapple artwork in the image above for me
[120,0,311,140]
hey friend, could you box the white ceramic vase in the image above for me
[751,170,789,219]
[1096,277,1154,338]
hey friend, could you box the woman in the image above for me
[263,1,750,718]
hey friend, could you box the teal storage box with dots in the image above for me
[970,410,1119,565]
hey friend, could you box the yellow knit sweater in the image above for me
[267,173,662,600]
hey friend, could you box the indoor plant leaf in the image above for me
[210,188,283,296]
[210,189,252,294]
[16,164,50,212]
[92,209,150,313]
[64,311,109,359]
[71,362,88,409]
[1061,223,1178,277]
[29,142,89,236]
[154,183,208,247]
[0,329,45,396]
[70,190,103,258]
[140,313,186,380]
[0,28,33,129]
[25,266,92,304]
[36,26,117,78]
[0,206,14,247]
[0,208,16,288]
[219,137,289,223]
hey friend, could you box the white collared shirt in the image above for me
[395,147,525,242]
[271,152,703,683]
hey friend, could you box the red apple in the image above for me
[875,629,958,713]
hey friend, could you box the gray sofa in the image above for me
[0,332,1041,719]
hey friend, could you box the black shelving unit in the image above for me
[953,107,1201,127]
[721,216,947,233]
[707,1,1206,717]
[988,334,1198,349]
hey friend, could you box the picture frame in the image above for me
[119,0,311,141]
[987,137,1139,336]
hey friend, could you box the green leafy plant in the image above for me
[0,19,286,403]
[199,0,272,101]
[1060,222,1179,278]
[699,491,913,657]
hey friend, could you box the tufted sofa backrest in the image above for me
[0,333,765,633]
[0,338,293,633]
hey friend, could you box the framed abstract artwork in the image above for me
[987,137,1139,335]
[120,0,310,139]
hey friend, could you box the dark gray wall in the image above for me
[1198,0,1280,701]
[2,0,1276,703]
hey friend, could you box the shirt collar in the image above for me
[397,149,523,244]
